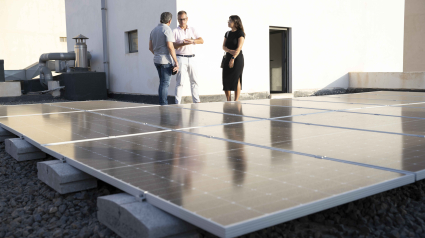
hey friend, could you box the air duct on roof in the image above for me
[38,34,91,87]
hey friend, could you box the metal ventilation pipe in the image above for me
[73,34,89,70]
[38,52,92,87]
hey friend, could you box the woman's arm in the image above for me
[222,38,230,52]
[229,37,244,68]
[232,37,245,59]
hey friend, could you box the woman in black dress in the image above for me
[222,15,245,101]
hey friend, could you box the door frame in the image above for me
[269,26,292,93]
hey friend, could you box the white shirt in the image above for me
[173,25,200,55]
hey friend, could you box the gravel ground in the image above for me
[0,142,122,238]
[2,142,425,238]
[1,99,425,238]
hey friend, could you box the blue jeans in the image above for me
[154,63,173,105]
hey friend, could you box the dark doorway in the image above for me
[269,27,289,93]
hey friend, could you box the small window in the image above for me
[60,37,67,42]
[128,30,138,53]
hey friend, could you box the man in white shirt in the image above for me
[173,11,204,104]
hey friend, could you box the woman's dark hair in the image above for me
[229,15,245,35]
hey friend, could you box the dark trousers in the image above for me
[154,63,173,105]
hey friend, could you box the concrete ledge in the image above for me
[0,82,21,97]
[108,91,269,104]
[97,193,197,238]
[37,160,97,194]
[349,72,425,90]
[0,127,17,142]
[183,91,270,103]
[5,138,45,161]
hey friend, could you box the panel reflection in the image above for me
[0,104,77,117]
[0,112,162,144]
[174,101,323,119]
[189,119,425,173]
[223,103,246,186]
[46,132,406,226]
[99,106,250,129]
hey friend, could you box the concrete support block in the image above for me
[97,193,198,238]
[5,138,45,161]
[0,82,21,97]
[37,160,97,194]
[0,127,17,142]
[48,81,61,97]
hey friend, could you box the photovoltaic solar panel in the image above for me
[0,104,79,117]
[294,96,420,105]
[184,120,425,178]
[393,103,425,109]
[0,112,163,144]
[324,94,425,103]
[50,100,148,111]
[278,111,420,133]
[1,93,423,237]
[347,106,425,119]
[97,105,254,129]
[242,99,377,110]
[172,102,327,119]
[353,91,425,97]
[43,134,413,237]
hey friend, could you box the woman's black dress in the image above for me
[223,30,245,91]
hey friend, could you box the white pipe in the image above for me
[101,0,110,90]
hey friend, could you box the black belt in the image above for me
[177,54,195,58]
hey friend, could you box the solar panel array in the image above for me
[1,91,425,237]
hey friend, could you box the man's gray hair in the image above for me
[160,12,172,24]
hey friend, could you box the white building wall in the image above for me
[65,0,405,96]
[0,0,67,70]
[105,0,177,94]
[65,0,104,73]
[177,0,405,93]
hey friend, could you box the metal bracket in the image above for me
[137,192,147,202]
[60,157,67,163]
[19,135,25,140]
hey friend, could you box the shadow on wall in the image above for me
[293,73,348,97]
